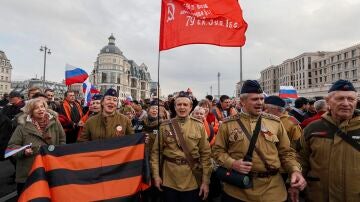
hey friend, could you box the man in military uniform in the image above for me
[150,91,212,202]
[299,79,360,201]
[212,80,306,202]
[78,88,134,142]
[264,95,302,151]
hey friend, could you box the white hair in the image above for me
[314,99,327,112]
[265,104,285,113]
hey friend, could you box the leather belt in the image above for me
[249,169,279,178]
[163,156,199,165]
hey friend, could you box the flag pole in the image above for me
[240,47,243,83]
[156,0,163,179]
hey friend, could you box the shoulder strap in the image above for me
[170,119,196,169]
[236,117,272,170]
[336,130,360,151]
[322,119,360,151]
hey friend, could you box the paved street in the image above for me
[0,160,16,202]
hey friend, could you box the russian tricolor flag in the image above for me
[82,79,100,106]
[65,64,88,86]
[279,86,298,99]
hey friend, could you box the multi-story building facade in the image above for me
[11,78,67,99]
[0,50,12,97]
[261,52,330,95]
[90,34,151,100]
[259,43,360,97]
[260,65,279,94]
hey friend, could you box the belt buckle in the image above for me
[175,158,182,165]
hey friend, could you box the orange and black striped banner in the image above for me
[19,133,150,202]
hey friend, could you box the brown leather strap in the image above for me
[164,156,199,165]
[170,119,197,169]
[236,118,273,170]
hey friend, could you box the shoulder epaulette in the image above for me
[160,119,171,126]
[223,114,240,123]
[288,116,300,124]
[261,112,281,122]
[190,116,203,123]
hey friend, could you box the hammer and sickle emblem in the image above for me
[167,3,175,22]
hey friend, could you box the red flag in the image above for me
[159,0,248,51]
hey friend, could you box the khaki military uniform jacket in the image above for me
[280,112,302,151]
[78,111,134,142]
[212,112,301,201]
[150,116,212,191]
[299,112,360,202]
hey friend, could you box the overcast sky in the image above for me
[1,0,359,98]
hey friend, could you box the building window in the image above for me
[345,71,349,78]
[332,65,335,71]
[320,77,322,82]
[315,78,318,83]
[338,73,342,78]
[344,52,348,59]
[1,76,3,80]
[352,49,356,57]
[308,72,311,77]
[101,72,107,83]
[332,74,335,80]
[110,72,116,83]
[344,62,348,69]
[4,85,7,89]
[320,69,322,74]
[331,56,334,63]
[353,60,357,67]
[352,69,357,77]
[337,54,341,61]
[6,69,8,73]
[338,64,341,70]
[117,73,121,84]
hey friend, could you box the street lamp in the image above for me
[40,46,51,89]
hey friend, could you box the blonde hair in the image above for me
[22,98,48,115]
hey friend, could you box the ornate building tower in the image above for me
[91,34,151,100]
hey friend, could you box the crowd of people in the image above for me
[0,79,359,202]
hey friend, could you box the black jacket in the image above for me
[0,112,13,160]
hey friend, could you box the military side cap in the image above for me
[9,91,21,98]
[328,79,356,93]
[149,100,159,106]
[241,80,263,94]
[92,94,103,100]
[265,96,285,108]
[175,91,192,100]
[104,88,118,97]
